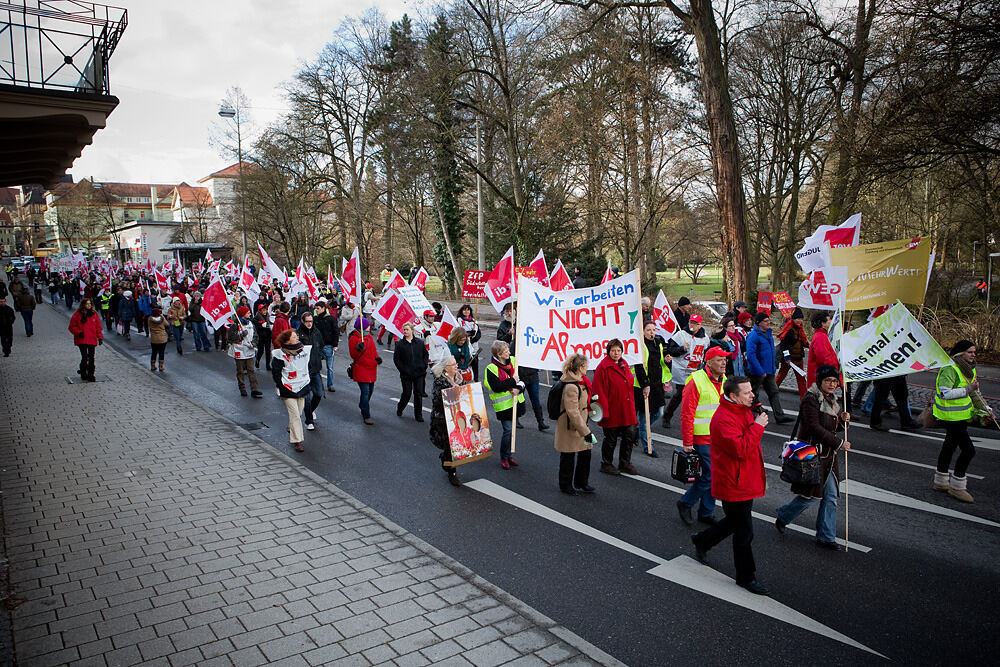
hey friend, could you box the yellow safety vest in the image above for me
[685,369,725,437]
[485,356,526,412]
[380,269,392,282]
[634,338,672,388]
[932,364,975,422]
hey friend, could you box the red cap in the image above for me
[705,346,728,361]
[689,314,703,324]
[236,306,251,317]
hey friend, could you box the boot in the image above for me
[534,407,549,431]
[948,475,974,503]
[158,360,164,372]
[151,360,157,371]
[932,470,950,492]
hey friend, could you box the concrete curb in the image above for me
[54,302,627,667]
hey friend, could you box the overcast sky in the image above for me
[70,0,413,186]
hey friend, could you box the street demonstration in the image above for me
[3,209,996,604]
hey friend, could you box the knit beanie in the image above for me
[951,340,975,355]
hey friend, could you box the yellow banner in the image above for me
[829,238,930,309]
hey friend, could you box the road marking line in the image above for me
[628,474,871,552]
[761,430,986,479]
[465,479,884,658]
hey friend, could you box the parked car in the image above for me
[693,301,728,323]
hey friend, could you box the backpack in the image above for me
[546,380,578,421]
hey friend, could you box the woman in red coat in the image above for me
[806,312,839,387]
[591,339,638,476]
[68,298,104,382]
[348,317,381,424]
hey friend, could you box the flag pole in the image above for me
[636,267,652,455]
[842,307,849,553]
[511,305,519,456]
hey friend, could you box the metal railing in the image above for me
[0,1,127,95]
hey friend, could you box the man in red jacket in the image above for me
[691,376,770,595]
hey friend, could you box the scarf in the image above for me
[807,383,840,418]
[283,342,303,355]
[778,319,808,348]
[953,353,990,413]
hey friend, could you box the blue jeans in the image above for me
[499,419,513,460]
[192,321,210,351]
[321,345,335,388]
[679,444,715,518]
[49,292,58,305]
[21,310,33,335]
[637,406,662,452]
[358,382,374,419]
[172,325,184,352]
[305,373,323,423]
[776,471,839,543]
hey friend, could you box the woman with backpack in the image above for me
[554,354,597,495]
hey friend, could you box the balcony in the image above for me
[0,1,127,188]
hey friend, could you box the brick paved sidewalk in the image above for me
[0,305,622,667]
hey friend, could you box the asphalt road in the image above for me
[47,303,1000,665]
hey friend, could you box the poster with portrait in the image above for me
[442,382,493,466]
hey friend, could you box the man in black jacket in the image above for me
[313,299,340,392]
[297,312,325,430]
[0,295,15,356]
[393,322,428,421]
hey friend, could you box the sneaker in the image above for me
[251,391,263,398]
[415,415,425,423]
[619,463,638,475]
[501,459,511,470]
[697,515,717,526]
[306,423,315,431]
[900,422,922,432]
[600,463,621,476]
[560,487,579,496]
[644,448,659,458]
[448,473,462,487]
[508,457,519,467]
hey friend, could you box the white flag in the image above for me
[797,266,848,311]
[795,214,861,273]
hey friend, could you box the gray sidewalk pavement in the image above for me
[0,305,622,667]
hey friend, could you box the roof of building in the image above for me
[48,179,179,206]
[0,187,17,207]
[198,162,252,183]
[0,209,12,225]
[171,183,214,208]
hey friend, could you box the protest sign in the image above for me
[442,383,493,466]
[515,270,642,370]
[830,237,931,309]
[757,292,772,314]
[772,292,797,318]
[798,266,848,311]
[397,284,432,315]
[795,213,861,273]
[463,270,488,299]
[840,302,951,382]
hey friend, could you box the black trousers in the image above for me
[871,376,914,427]
[78,344,96,377]
[693,499,756,585]
[398,375,425,417]
[938,419,975,477]
[601,425,636,467]
[750,374,786,419]
[255,333,272,368]
[663,383,684,424]
[559,450,592,490]
[1,329,12,355]
[150,343,166,362]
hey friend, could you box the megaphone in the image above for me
[588,394,603,422]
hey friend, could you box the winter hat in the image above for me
[236,306,251,318]
[151,307,162,316]
[737,311,753,325]
[792,307,804,320]
[755,312,770,325]
[816,365,840,383]
[951,340,975,355]
[678,296,691,306]
[354,317,371,330]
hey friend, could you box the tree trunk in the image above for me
[383,158,394,265]
[685,0,751,301]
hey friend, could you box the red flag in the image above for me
[205,248,214,264]
[528,249,549,287]
[153,268,169,292]
[548,259,572,292]
[327,264,334,287]
[238,256,259,299]
[342,247,363,304]
[374,292,418,339]
[652,290,679,338]
[411,266,429,290]
[385,269,407,290]
[432,305,459,345]
[484,246,515,313]
[600,261,614,285]
[200,278,236,329]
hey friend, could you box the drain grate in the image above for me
[65,375,111,384]
[240,422,268,431]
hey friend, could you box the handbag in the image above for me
[346,362,354,380]
[918,404,942,429]
[779,413,823,485]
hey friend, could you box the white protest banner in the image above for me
[516,270,642,371]
[795,213,861,273]
[397,284,432,315]
[840,301,951,382]
[797,266,848,311]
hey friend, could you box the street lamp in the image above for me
[989,252,1000,309]
[218,102,248,260]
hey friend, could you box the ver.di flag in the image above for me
[484,246,515,314]
[548,259,573,292]
[200,277,236,329]
[373,291,418,339]
[839,302,950,382]
[411,266,429,290]
[528,249,549,288]
[798,266,848,311]
[652,290,679,339]
[795,213,861,273]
